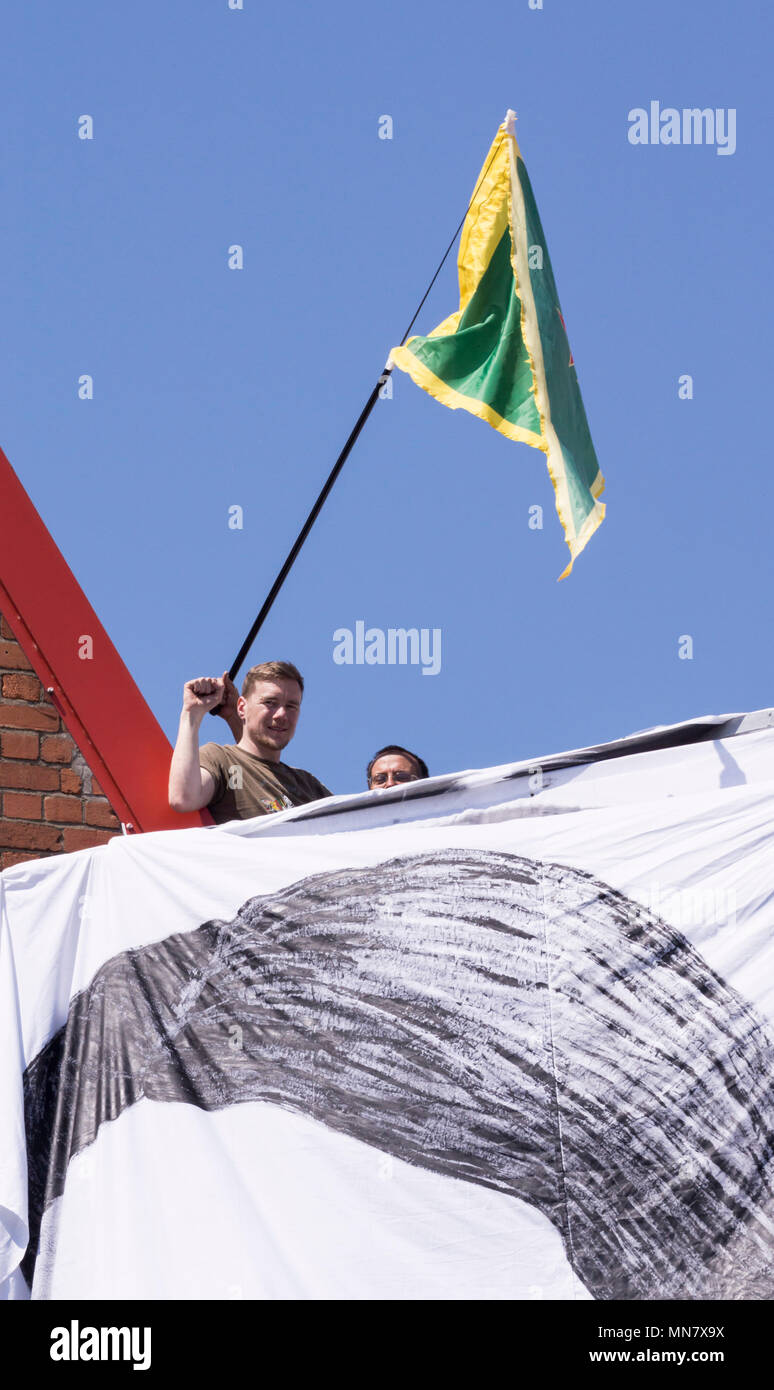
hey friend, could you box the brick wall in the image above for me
[0,612,121,870]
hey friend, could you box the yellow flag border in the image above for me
[387,345,545,450]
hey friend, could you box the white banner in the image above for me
[2,709,774,1300]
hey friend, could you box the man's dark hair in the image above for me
[366,745,429,786]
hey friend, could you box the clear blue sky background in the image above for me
[1,0,770,795]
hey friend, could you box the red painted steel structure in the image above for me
[0,445,212,833]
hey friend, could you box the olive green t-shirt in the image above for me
[199,743,331,824]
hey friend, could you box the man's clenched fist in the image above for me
[181,672,241,734]
[182,675,226,717]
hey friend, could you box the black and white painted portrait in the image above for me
[24,849,774,1299]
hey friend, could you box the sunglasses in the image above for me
[370,771,418,787]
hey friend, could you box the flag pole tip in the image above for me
[504,109,517,134]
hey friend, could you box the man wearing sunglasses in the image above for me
[366,745,429,791]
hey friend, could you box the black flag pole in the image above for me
[218,126,505,693]
[226,363,392,683]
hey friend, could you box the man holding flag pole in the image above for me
[184,111,606,794]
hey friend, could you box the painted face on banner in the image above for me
[238,680,302,755]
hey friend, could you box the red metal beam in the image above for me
[0,445,212,833]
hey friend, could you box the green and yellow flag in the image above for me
[390,113,605,578]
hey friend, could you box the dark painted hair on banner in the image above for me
[367,745,429,785]
[22,849,774,1299]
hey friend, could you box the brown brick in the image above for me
[61,826,117,852]
[91,775,104,796]
[1,672,43,700]
[0,762,58,791]
[3,792,42,820]
[85,799,119,828]
[44,794,83,824]
[0,641,32,671]
[0,616,17,640]
[40,734,72,763]
[0,730,39,760]
[0,704,59,731]
[1,849,46,870]
[0,819,61,851]
[60,768,83,794]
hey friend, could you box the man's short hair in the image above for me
[366,745,429,785]
[242,661,305,699]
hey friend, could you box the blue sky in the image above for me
[1,0,770,796]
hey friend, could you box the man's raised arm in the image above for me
[168,673,239,813]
